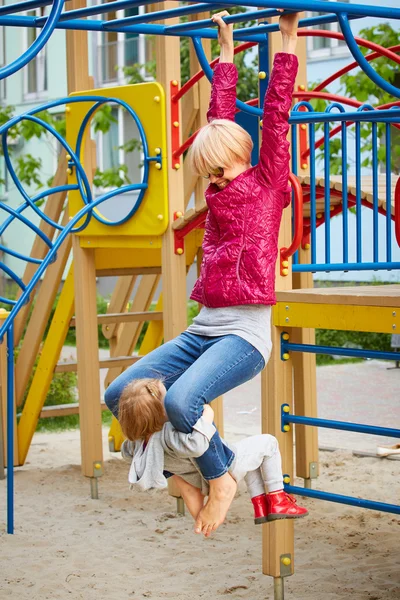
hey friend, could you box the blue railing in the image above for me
[281,403,400,515]
[290,103,400,274]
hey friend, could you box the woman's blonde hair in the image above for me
[189,119,253,178]
[118,378,165,442]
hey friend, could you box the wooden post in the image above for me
[155,3,188,504]
[261,15,296,587]
[66,0,102,496]
[290,33,319,486]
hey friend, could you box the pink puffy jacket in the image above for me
[190,53,298,308]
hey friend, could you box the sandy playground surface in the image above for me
[1,360,400,600]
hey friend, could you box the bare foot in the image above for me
[170,476,205,520]
[194,472,237,537]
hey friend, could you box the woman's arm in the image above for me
[257,12,299,190]
[206,11,237,123]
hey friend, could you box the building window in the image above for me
[97,106,142,187]
[95,2,150,86]
[24,8,47,97]
[307,0,349,60]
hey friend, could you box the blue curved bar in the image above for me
[0,202,53,248]
[0,297,17,306]
[192,36,262,118]
[0,262,27,292]
[0,245,42,265]
[338,13,400,99]
[0,0,65,81]
[75,97,150,226]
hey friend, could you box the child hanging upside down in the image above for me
[105,9,302,537]
[118,379,308,537]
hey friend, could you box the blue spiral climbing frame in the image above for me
[1,0,400,535]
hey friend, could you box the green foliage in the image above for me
[93,165,131,189]
[315,329,391,365]
[92,104,118,134]
[15,153,43,188]
[309,23,400,175]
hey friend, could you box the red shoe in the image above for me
[251,494,269,525]
[267,491,308,521]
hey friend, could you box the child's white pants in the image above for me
[229,434,283,497]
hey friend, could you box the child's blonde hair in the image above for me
[189,119,253,178]
[118,378,165,442]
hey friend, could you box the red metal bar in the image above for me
[313,45,400,93]
[280,173,303,274]
[395,176,400,248]
[170,80,181,170]
[174,211,207,255]
[299,30,400,65]
[173,41,256,103]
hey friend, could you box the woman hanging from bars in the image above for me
[104,9,304,537]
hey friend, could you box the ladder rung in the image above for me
[38,402,108,418]
[55,356,140,373]
[69,311,163,327]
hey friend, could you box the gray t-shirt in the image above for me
[187,305,272,365]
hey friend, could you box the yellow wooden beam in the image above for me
[274,302,399,334]
[17,267,75,465]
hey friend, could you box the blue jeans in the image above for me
[104,331,265,480]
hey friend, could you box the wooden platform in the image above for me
[277,284,400,307]
[274,285,400,334]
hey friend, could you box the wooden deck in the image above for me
[277,284,400,307]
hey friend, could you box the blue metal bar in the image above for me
[309,122,316,264]
[0,185,78,237]
[0,263,27,292]
[48,0,166,23]
[233,13,363,38]
[285,485,400,516]
[283,342,400,362]
[338,13,400,99]
[105,3,231,29]
[282,413,400,439]
[291,122,299,266]
[0,0,54,16]
[7,322,14,534]
[292,262,400,272]
[0,0,65,81]
[0,202,53,249]
[192,36,261,118]
[341,121,348,264]
[0,245,42,265]
[324,121,331,265]
[355,122,362,263]
[385,124,392,263]
[165,8,286,33]
[118,0,400,21]
[372,122,379,262]
[0,297,16,306]
[0,13,264,43]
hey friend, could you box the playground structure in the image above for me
[0,1,400,598]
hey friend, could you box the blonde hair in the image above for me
[189,119,253,178]
[118,378,165,442]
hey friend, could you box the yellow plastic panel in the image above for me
[66,82,168,239]
[273,302,399,334]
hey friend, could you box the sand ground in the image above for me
[1,359,400,600]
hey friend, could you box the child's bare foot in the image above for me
[170,475,205,520]
[194,472,237,537]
